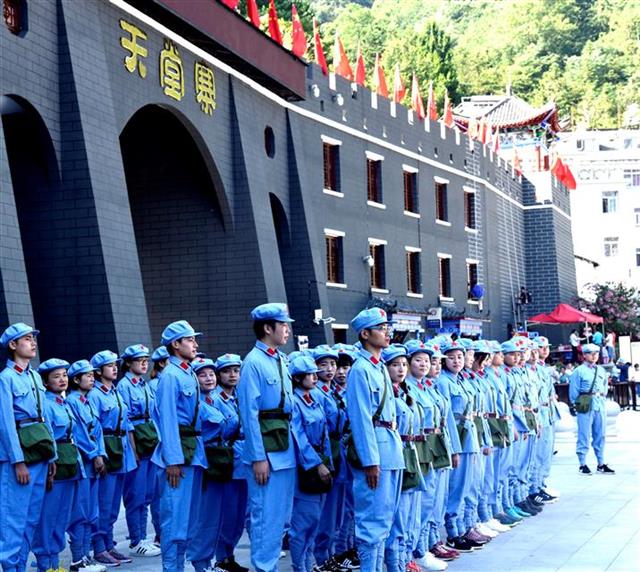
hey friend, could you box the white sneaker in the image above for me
[129,541,162,557]
[80,558,107,572]
[475,523,498,538]
[415,552,448,571]
[279,551,286,559]
[486,518,510,533]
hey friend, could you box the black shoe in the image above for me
[597,464,615,474]
[515,501,537,516]
[538,490,558,504]
[528,493,545,507]
[282,532,290,551]
[579,464,592,475]
[525,498,543,513]
[216,558,249,572]
[446,536,475,553]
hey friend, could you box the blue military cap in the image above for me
[250,303,294,323]
[1,322,39,347]
[332,343,358,363]
[426,342,444,359]
[472,340,492,353]
[382,343,408,363]
[90,350,121,369]
[67,360,93,379]
[37,358,70,374]
[313,345,339,362]
[405,339,433,357]
[161,320,202,345]
[489,340,502,353]
[582,343,600,354]
[214,353,242,370]
[351,307,392,334]
[500,340,521,354]
[458,338,475,350]
[536,336,550,347]
[192,357,216,372]
[288,355,319,377]
[151,346,169,362]
[120,344,150,360]
[440,339,466,354]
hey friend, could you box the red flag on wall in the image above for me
[221,0,239,8]
[427,81,438,121]
[313,19,328,75]
[355,43,366,86]
[291,5,307,58]
[247,0,260,27]
[393,63,406,103]
[563,161,577,190]
[268,0,283,45]
[492,127,501,153]
[333,33,353,80]
[442,91,454,127]
[373,53,388,98]
[411,73,425,120]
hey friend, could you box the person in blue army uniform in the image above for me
[436,339,482,554]
[88,350,137,567]
[117,344,161,558]
[288,354,334,572]
[186,357,226,572]
[569,343,615,475]
[237,303,297,572]
[345,308,404,572]
[151,320,207,572]
[31,359,88,572]
[149,346,170,393]
[0,323,57,572]
[65,360,108,572]
[209,353,248,572]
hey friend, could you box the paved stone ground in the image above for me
[51,410,640,572]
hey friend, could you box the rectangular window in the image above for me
[624,169,640,188]
[637,248,640,267]
[604,237,619,258]
[406,251,421,294]
[325,234,344,284]
[367,159,382,203]
[602,190,618,213]
[464,191,476,229]
[332,327,347,344]
[635,208,640,226]
[403,171,418,214]
[370,243,386,289]
[439,257,451,298]
[323,143,339,192]
[467,262,478,298]
[435,182,448,221]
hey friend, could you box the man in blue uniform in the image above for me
[569,343,615,475]
[346,308,404,572]
[237,303,296,572]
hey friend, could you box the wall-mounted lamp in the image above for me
[332,93,344,106]
[362,255,375,268]
[310,84,320,98]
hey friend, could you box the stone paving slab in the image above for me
[50,411,640,572]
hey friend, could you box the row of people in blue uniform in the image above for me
[1,304,610,572]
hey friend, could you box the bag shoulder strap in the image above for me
[28,370,43,418]
[276,355,286,410]
[113,388,123,434]
[191,375,200,428]
[588,366,599,394]
[373,370,389,422]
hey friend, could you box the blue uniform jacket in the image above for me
[291,387,332,472]
[435,369,479,454]
[464,370,492,448]
[394,385,425,490]
[117,372,156,428]
[200,391,225,444]
[43,391,87,479]
[67,390,106,477]
[0,361,56,464]
[569,363,609,412]
[485,367,515,441]
[151,356,206,468]
[503,366,529,434]
[429,377,463,455]
[316,383,339,435]
[237,341,296,470]
[345,349,403,470]
[89,381,136,473]
[212,386,246,479]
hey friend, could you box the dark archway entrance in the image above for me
[120,105,228,349]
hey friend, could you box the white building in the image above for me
[558,130,640,295]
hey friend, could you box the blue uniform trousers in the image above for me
[123,457,157,545]
[445,454,473,539]
[215,479,248,562]
[530,426,553,494]
[314,480,347,564]
[334,478,355,554]
[68,467,99,562]
[518,436,535,501]
[384,489,414,572]
[352,469,402,572]
[576,408,606,465]
[427,469,449,549]
[93,473,124,554]
[478,453,494,522]
[412,470,435,559]
[247,467,295,572]
[160,466,202,572]
[508,438,525,505]
[491,446,509,514]
[290,490,326,572]
[464,453,484,530]
[32,479,76,571]
[0,461,48,572]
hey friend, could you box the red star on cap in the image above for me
[378,309,385,317]
[13,364,24,373]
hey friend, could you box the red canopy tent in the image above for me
[528,303,603,324]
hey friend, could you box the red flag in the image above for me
[411,73,425,120]
[355,43,366,86]
[246,0,260,27]
[427,81,438,121]
[442,91,454,128]
[291,5,307,58]
[220,0,239,9]
[333,33,353,81]
[373,53,388,98]
[550,154,574,188]
[268,0,283,45]
[393,63,406,103]
[563,161,577,190]
[492,127,501,153]
[313,19,328,76]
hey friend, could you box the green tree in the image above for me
[578,283,640,338]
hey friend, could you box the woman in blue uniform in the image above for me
[288,354,333,572]
[149,346,170,394]
[211,354,248,572]
[66,360,108,572]
[89,350,137,567]
[117,344,161,558]
[32,359,88,572]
